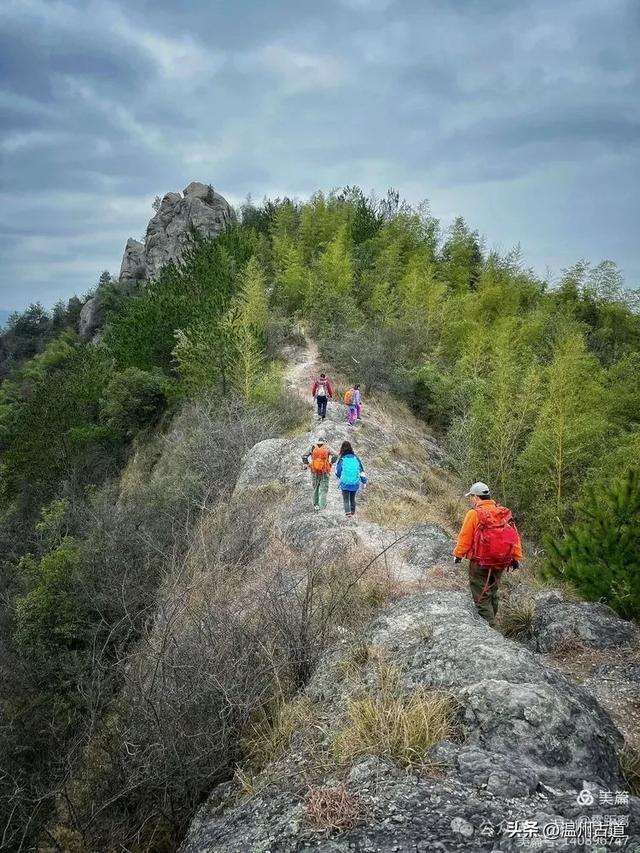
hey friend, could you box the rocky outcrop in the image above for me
[181,591,638,852]
[78,182,235,341]
[78,293,106,342]
[119,182,235,284]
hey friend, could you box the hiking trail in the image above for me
[282,332,462,589]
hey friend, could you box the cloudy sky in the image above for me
[0,0,638,311]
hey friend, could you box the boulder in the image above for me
[508,586,635,652]
[533,598,635,653]
[366,591,625,790]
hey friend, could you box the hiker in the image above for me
[311,373,333,421]
[453,482,522,627]
[336,440,365,517]
[302,435,336,510]
[344,384,361,426]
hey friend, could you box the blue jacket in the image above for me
[336,453,364,491]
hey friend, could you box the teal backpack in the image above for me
[340,455,360,487]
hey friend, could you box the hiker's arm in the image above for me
[453,510,476,558]
[311,381,317,397]
[336,460,342,478]
[327,380,333,397]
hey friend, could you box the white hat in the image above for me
[316,436,326,444]
[465,481,490,497]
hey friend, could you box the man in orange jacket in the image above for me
[453,481,523,626]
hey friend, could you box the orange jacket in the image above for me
[453,499,523,560]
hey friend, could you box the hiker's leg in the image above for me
[318,396,327,418]
[350,491,357,514]
[356,403,362,420]
[348,406,357,425]
[312,474,321,507]
[468,562,495,625]
[489,572,502,620]
[341,490,351,514]
[318,474,329,509]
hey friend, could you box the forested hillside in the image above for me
[0,187,638,850]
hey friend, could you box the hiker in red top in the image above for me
[453,481,523,626]
[311,373,333,421]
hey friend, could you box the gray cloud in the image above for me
[0,0,638,310]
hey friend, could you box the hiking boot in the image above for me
[314,505,320,511]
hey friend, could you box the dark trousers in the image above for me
[342,489,357,514]
[468,561,503,626]
[316,396,328,418]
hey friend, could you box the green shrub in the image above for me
[14,540,93,685]
[543,468,640,619]
[401,362,455,429]
[100,367,170,440]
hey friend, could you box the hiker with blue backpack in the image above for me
[336,440,367,517]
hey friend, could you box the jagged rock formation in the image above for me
[119,182,235,284]
[79,182,235,341]
[179,341,639,852]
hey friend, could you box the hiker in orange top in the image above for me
[302,435,337,510]
[453,482,522,626]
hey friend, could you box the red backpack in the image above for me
[471,505,520,569]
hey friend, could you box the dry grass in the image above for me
[333,659,458,768]
[242,696,316,769]
[361,481,463,535]
[496,597,537,640]
[337,642,372,681]
[621,742,640,797]
[304,784,362,836]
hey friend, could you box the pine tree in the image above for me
[232,321,265,401]
[273,235,306,313]
[237,256,269,340]
[544,468,640,618]
[518,329,608,533]
[306,226,355,332]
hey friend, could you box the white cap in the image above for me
[316,436,326,444]
[465,481,490,497]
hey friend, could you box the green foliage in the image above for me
[104,225,256,372]
[402,362,456,429]
[0,339,118,508]
[236,255,269,340]
[440,217,483,291]
[14,540,93,685]
[543,469,640,618]
[100,367,170,440]
[517,329,608,533]
[173,313,238,395]
[306,226,357,333]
